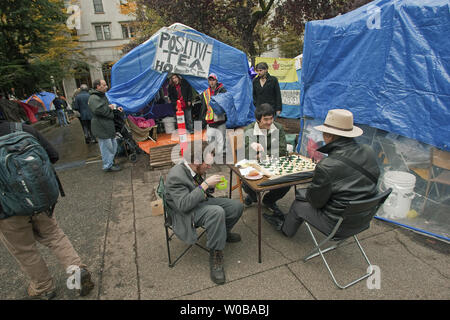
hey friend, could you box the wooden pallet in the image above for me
[149,143,179,170]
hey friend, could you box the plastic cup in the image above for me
[216,177,228,190]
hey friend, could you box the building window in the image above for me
[93,0,104,13]
[94,24,111,40]
[121,24,135,39]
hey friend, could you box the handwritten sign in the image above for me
[153,30,213,78]
[281,90,300,106]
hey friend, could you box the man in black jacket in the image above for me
[0,119,94,299]
[252,62,282,116]
[264,109,380,239]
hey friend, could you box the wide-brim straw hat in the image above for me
[314,109,363,138]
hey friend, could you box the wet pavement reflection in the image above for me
[42,120,101,170]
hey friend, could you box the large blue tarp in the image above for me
[107,23,255,128]
[300,0,450,151]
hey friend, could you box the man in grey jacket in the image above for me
[165,141,243,285]
[264,109,380,238]
[88,79,123,172]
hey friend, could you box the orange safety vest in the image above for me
[203,88,214,121]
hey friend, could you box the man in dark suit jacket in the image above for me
[165,141,243,285]
[73,84,95,144]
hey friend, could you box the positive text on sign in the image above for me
[153,30,213,78]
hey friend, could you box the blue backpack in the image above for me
[0,123,63,218]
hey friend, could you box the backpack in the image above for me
[0,123,63,218]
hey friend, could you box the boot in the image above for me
[78,268,95,297]
[209,250,225,285]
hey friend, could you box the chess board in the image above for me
[254,154,316,179]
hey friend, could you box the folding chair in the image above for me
[227,129,245,203]
[303,188,392,289]
[157,176,208,268]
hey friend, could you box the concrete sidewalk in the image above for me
[0,122,449,301]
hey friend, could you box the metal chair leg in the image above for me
[166,227,208,268]
[303,222,374,289]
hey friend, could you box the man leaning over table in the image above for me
[243,103,290,220]
[165,141,243,285]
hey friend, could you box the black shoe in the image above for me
[209,250,226,285]
[263,213,284,231]
[263,202,285,219]
[226,232,241,243]
[244,195,254,207]
[79,268,95,297]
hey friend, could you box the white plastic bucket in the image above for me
[162,117,176,134]
[381,171,416,219]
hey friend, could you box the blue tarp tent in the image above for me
[107,23,255,128]
[300,0,450,151]
[23,92,56,111]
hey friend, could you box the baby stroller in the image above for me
[113,110,143,163]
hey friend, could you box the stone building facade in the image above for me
[63,0,135,103]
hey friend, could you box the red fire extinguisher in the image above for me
[176,100,188,156]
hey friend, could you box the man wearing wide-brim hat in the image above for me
[264,109,381,238]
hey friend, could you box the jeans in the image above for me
[57,109,68,126]
[184,107,193,132]
[98,138,118,170]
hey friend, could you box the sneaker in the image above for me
[263,213,284,231]
[209,250,226,285]
[244,195,254,207]
[226,232,241,243]
[26,288,56,300]
[104,164,121,172]
[78,268,95,297]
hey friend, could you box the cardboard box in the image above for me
[151,199,164,216]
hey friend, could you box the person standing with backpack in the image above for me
[0,119,95,299]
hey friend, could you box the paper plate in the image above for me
[245,174,263,180]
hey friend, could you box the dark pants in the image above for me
[242,182,290,205]
[282,200,335,238]
[79,119,94,142]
